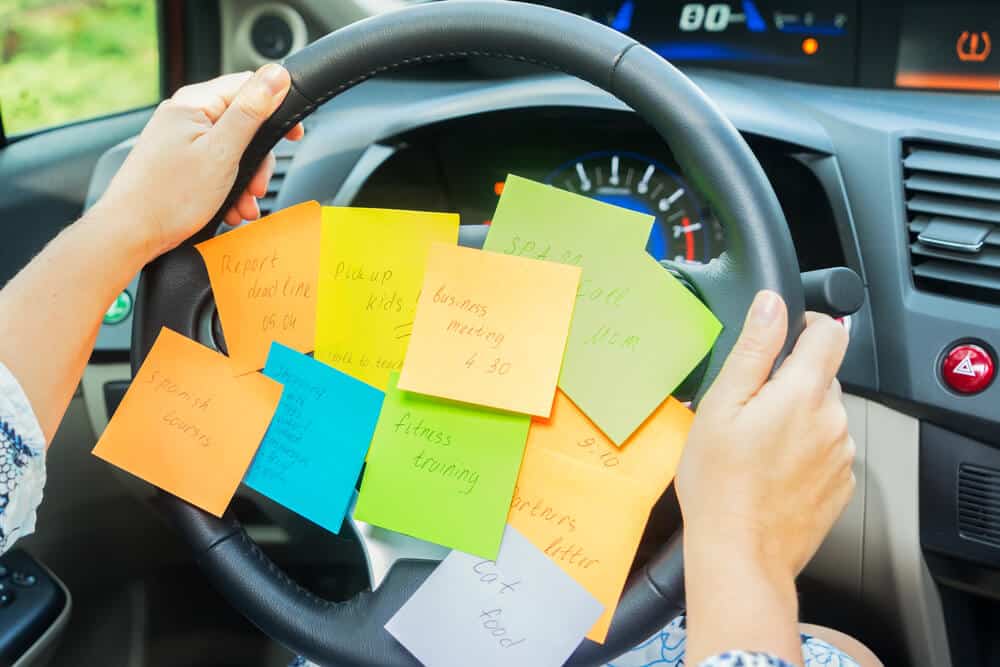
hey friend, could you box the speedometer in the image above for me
[544,151,724,263]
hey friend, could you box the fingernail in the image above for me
[257,63,288,95]
[750,290,780,327]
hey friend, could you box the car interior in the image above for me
[4,0,1000,665]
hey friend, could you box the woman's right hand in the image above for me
[677,289,853,580]
[676,290,853,664]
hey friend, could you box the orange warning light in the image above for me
[957,31,991,62]
[494,181,505,196]
[801,37,819,56]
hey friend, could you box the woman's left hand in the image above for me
[95,65,305,262]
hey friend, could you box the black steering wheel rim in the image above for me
[132,2,804,665]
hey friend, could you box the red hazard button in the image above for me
[941,343,995,395]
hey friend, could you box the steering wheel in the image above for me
[132,2,804,664]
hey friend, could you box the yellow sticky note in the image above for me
[529,390,692,497]
[399,244,581,417]
[195,201,321,374]
[508,446,650,642]
[314,207,459,390]
[92,328,283,517]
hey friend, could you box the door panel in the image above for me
[0,109,152,287]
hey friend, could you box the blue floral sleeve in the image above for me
[0,361,46,554]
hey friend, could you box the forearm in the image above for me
[0,200,147,443]
[683,529,802,666]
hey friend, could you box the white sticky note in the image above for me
[386,525,604,667]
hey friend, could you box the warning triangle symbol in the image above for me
[954,354,978,377]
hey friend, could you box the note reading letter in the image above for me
[484,175,721,443]
[196,201,322,374]
[386,525,603,667]
[244,342,383,534]
[314,207,459,390]
[92,328,283,517]
[508,446,650,642]
[398,243,581,417]
[354,373,530,559]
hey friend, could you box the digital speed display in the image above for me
[896,5,1000,92]
[539,1,859,85]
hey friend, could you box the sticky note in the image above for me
[243,342,383,533]
[398,243,581,417]
[354,373,530,559]
[314,207,459,390]
[92,328,283,517]
[529,390,692,498]
[484,175,722,443]
[508,446,650,642]
[386,525,603,667]
[196,201,321,374]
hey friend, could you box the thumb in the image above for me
[211,63,291,151]
[704,290,787,409]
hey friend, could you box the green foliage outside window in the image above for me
[0,0,159,136]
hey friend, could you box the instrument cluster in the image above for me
[534,1,1000,93]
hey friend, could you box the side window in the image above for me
[0,0,160,137]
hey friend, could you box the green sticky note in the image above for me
[484,175,722,444]
[353,373,530,559]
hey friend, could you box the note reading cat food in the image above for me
[386,525,603,667]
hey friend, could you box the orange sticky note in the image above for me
[398,244,581,417]
[196,201,321,374]
[507,447,650,642]
[92,328,283,517]
[529,390,692,497]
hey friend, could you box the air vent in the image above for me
[958,463,1000,549]
[258,138,299,217]
[904,140,1000,303]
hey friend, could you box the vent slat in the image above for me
[255,151,296,217]
[959,477,1000,496]
[906,194,1000,223]
[957,515,1000,535]
[911,243,1000,269]
[904,141,1000,302]
[905,173,1000,203]
[913,261,1000,292]
[958,463,1000,549]
[959,496,1000,511]
[904,147,1000,180]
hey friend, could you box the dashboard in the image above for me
[532,0,1000,91]
[81,2,1000,664]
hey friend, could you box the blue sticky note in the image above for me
[244,342,384,533]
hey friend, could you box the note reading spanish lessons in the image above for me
[196,201,321,374]
[354,373,530,559]
[243,342,383,534]
[92,328,283,517]
[386,525,603,667]
[398,244,581,417]
[314,207,459,390]
[508,446,650,642]
[529,390,692,500]
[484,175,722,443]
